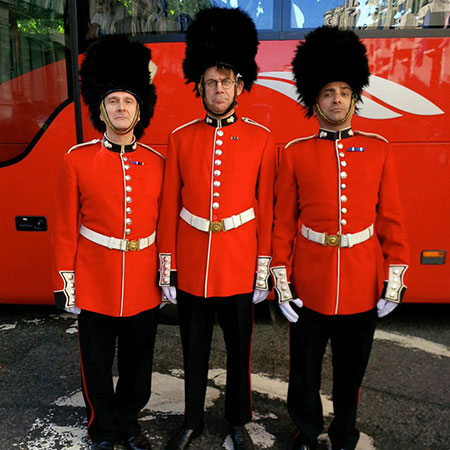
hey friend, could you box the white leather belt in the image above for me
[180,206,255,233]
[80,224,155,251]
[301,223,374,248]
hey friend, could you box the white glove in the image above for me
[162,286,177,304]
[279,298,303,323]
[377,298,398,318]
[64,306,81,315]
[252,289,269,304]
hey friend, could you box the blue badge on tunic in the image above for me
[130,160,144,165]
[347,147,365,152]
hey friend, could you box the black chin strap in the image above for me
[100,100,140,135]
[315,95,356,126]
[199,81,239,119]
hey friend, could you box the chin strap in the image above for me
[315,95,355,126]
[100,100,140,135]
[199,77,239,118]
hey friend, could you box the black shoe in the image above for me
[91,442,114,450]
[292,439,317,450]
[163,427,203,450]
[126,434,152,450]
[229,426,254,450]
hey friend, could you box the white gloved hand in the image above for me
[64,306,81,315]
[377,298,398,318]
[252,289,270,304]
[162,286,177,304]
[279,298,304,323]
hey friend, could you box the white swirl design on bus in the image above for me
[255,72,444,119]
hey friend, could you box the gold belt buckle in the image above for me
[210,220,224,233]
[126,239,140,251]
[324,233,340,247]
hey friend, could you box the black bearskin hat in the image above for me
[292,26,370,117]
[183,7,259,95]
[79,35,157,139]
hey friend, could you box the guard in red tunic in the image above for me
[270,27,409,450]
[52,35,163,450]
[157,8,277,450]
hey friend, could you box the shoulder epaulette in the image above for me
[285,134,316,149]
[242,117,271,132]
[67,139,99,154]
[137,142,166,160]
[354,130,389,143]
[171,118,202,134]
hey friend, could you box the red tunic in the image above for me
[52,136,165,317]
[157,114,277,298]
[272,128,410,315]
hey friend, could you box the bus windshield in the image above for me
[0,0,68,164]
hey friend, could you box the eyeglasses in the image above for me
[204,79,236,90]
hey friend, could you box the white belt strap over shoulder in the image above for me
[80,224,156,252]
[301,223,374,248]
[180,206,255,233]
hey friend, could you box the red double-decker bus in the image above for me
[1,0,449,304]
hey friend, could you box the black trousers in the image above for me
[288,307,377,450]
[77,307,159,443]
[177,290,254,429]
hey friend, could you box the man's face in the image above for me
[101,91,138,132]
[200,66,244,117]
[315,81,354,128]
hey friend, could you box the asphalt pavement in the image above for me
[0,302,449,450]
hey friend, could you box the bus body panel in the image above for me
[1,37,449,304]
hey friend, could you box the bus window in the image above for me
[285,0,450,30]
[85,0,211,37]
[0,0,69,166]
[84,0,279,39]
[210,0,278,30]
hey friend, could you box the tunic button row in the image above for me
[213,137,223,206]
[123,154,133,232]
[338,144,349,227]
